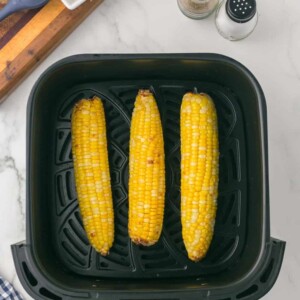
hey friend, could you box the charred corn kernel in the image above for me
[128,90,165,246]
[71,96,114,255]
[180,92,219,262]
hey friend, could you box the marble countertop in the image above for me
[0,0,299,299]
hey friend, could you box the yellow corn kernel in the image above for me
[129,90,165,246]
[180,92,219,261]
[71,96,114,255]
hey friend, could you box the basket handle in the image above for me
[11,238,285,300]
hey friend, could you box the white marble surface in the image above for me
[0,0,299,299]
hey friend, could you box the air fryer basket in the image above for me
[12,54,285,300]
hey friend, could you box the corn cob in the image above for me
[180,92,219,261]
[128,90,165,246]
[71,96,114,255]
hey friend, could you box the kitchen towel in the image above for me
[0,276,23,300]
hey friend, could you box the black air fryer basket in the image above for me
[12,54,285,300]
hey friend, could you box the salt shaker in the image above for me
[215,0,258,41]
[177,0,219,19]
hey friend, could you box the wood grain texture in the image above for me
[0,0,103,102]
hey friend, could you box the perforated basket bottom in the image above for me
[53,80,247,278]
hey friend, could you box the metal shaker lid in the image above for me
[226,0,257,23]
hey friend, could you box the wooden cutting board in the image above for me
[0,0,103,102]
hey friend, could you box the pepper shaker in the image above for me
[178,0,219,20]
[215,0,258,41]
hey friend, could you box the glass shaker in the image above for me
[215,0,258,41]
[178,0,219,19]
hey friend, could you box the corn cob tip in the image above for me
[73,97,100,112]
[199,92,214,101]
[183,92,213,100]
[74,95,101,103]
[91,95,102,102]
[188,252,207,262]
[138,89,152,97]
[99,250,109,256]
[131,237,157,247]
[93,244,110,256]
